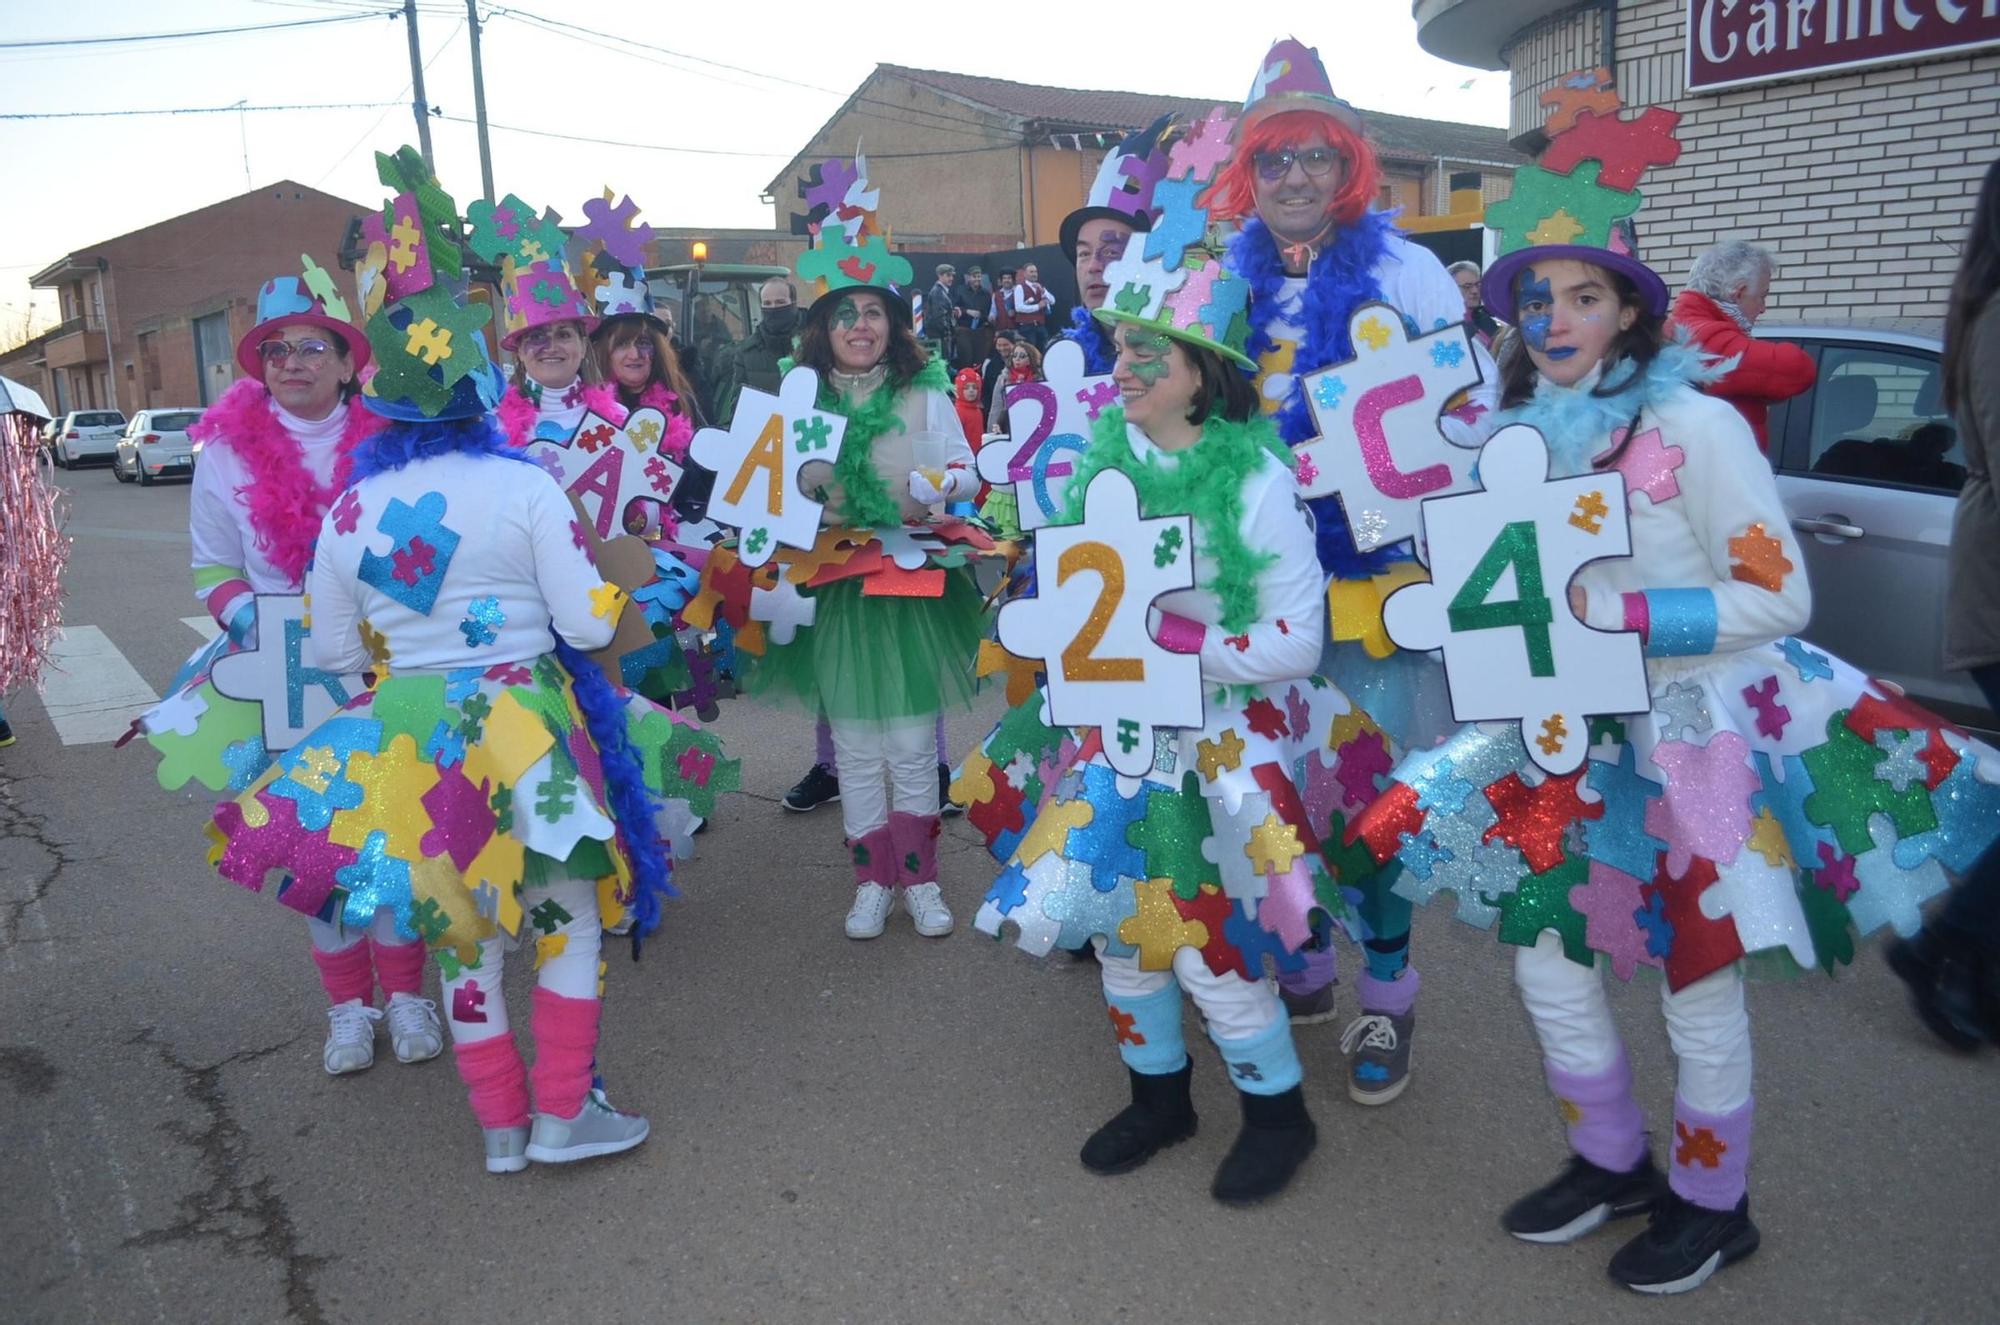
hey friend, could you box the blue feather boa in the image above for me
[1497,332,1736,479]
[339,414,538,484]
[553,636,676,958]
[1063,306,1117,375]
[1229,210,1405,579]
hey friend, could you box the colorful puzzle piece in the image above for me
[689,367,844,568]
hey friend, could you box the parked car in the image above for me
[1760,319,1992,728]
[114,408,202,485]
[48,409,128,468]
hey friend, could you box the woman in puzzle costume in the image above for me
[960,203,1377,1207]
[1351,137,2000,1290]
[210,164,728,1175]
[733,155,983,941]
[130,259,453,1079]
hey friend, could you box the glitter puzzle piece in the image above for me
[1538,106,1683,191]
[974,852,1065,957]
[355,491,461,617]
[1116,876,1206,969]
[208,594,366,754]
[1645,732,1761,876]
[577,192,653,268]
[976,339,1103,532]
[1484,161,1641,256]
[1044,864,1139,956]
[525,407,680,542]
[689,367,843,568]
[1845,812,1951,939]
[1383,424,1648,775]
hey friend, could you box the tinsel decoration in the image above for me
[0,414,69,692]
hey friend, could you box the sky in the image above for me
[0,1,1507,334]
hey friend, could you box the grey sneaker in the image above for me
[1340,1010,1414,1105]
[483,1125,529,1174]
[1280,982,1339,1025]
[525,1095,651,1164]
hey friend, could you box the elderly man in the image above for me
[1668,240,1816,454]
[1450,259,1501,349]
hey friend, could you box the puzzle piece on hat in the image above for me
[1166,106,1236,184]
[1141,176,1210,272]
[976,338,1102,532]
[466,193,540,263]
[299,254,351,323]
[257,275,315,321]
[578,192,654,268]
[1098,246,1188,323]
[690,366,844,568]
[374,146,463,275]
[391,284,492,387]
[356,491,461,616]
[1383,425,1648,775]
[383,192,435,299]
[996,470,1202,778]
[797,230,910,292]
[363,304,453,415]
[355,236,392,320]
[1539,106,1683,192]
[1539,68,1620,135]
[1484,162,1642,256]
[209,594,366,753]
[1293,303,1484,556]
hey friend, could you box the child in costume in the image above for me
[137,268,444,1078]
[961,214,1373,1206]
[1352,239,2000,1291]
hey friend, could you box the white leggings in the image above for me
[306,909,405,952]
[829,714,940,839]
[438,874,603,1045]
[1513,931,1753,1114]
[1097,943,1282,1043]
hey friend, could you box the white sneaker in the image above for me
[845,883,895,939]
[323,998,382,1075]
[385,992,443,1064]
[902,882,954,937]
[525,1096,650,1164]
[483,1125,529,1174]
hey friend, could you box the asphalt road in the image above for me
[3,461,1996,1324]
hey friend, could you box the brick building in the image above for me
[766,64,1526,250]
[1414,0,2000,321]
[5,182,368,417]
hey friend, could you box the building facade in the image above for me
[1415,0,2000,322]
[9,182,366,417]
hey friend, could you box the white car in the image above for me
[115,408,202,485]
[49,409,128,468]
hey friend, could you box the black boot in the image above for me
[1210,1085,1317,1206]
[1886,929,1986,1052]
[1080,1063,1197,1175]
[1607,1191,1760,1294]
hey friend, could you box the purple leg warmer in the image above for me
[1544,1050,1649,1174]
[1670,1094,1753,1210]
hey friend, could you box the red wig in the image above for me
[1204,109,1381,228]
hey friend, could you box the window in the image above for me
[76,411,124,427]
[1804,344,1962,493]
[151,411,201,431]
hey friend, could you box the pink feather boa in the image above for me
[496,381,627,448]
[186,380,385,586]
[634,383,695,462]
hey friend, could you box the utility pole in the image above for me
[404,0,434,169]
[467,0,495,202]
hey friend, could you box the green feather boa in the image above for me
[1061,408,1290,634]
[817,358,951,530]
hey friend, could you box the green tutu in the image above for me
[748,568,985,722]
[978,487,1023,541]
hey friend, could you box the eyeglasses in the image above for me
[256,338,332,365]
[1252,147,1343,181]
[522,326,581,350]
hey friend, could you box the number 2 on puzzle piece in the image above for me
[976,339,1104,532]
[1381,424,1648,776]
[689,365,845,568]
[994,469,1203,778]
[1293,302,1484,558]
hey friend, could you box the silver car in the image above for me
[115,408,201,485]
[1761,319,1991,726]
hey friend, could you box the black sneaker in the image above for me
[1502,1153,1665,1244]
[939,762,964,818]
[782,763,840,813]
[1607,1191,1760,1295]
[0,720,14,748]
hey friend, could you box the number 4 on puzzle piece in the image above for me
[689,365,845,568]
[995,469,1203,778]
[1382,424,1648,776]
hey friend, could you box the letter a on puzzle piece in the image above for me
[689,365,844,568]
[1382,425,1648,775]
[524,407,680,542]
[1293,302,1484,558]
[995,469,1203,778]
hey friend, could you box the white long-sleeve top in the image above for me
[1113,425,1327,689]
[188,398,347,599]
[308,452,617,675]
[1572,382,1812,664]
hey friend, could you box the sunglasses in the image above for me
[1252,147,1343,181]
[522,326,581,350]
[257,338,333,364]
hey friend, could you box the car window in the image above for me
[1803,344,1962,493]
[78,411,125,427]
[152,411,201,431]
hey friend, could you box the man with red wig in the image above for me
[1212,38,1475,1108]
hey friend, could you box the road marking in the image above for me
[60,525,187,544]
[40,626,161,745]
[181,615,220,642]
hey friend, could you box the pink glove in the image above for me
[1152,609,1206,655]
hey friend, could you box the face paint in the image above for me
[1516,268,1556,355]
[1118,327,1174,385]
[832,297,862,329]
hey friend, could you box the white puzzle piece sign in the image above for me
[688,365,845,568]
[976,338,1112,532]
[209,593,368,752]
[1382,424,1648,775]
[1293,302,1483,557]
[995,469,1202,777]
[522,407,681,543]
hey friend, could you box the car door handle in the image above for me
[1792,516,1864,539]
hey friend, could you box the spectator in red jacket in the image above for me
[1668,240,1817,453]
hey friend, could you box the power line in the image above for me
[436,112,1023,164]
[0,10,397,50]
[314,17,465,187]
[0,102,402,121]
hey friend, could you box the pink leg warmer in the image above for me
[310,940,375,1006]
[370,937,426,998]
[453,1035,530,1130]
[849,822,899,887]
[889,811,941,887]
[530,986,603,1122]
